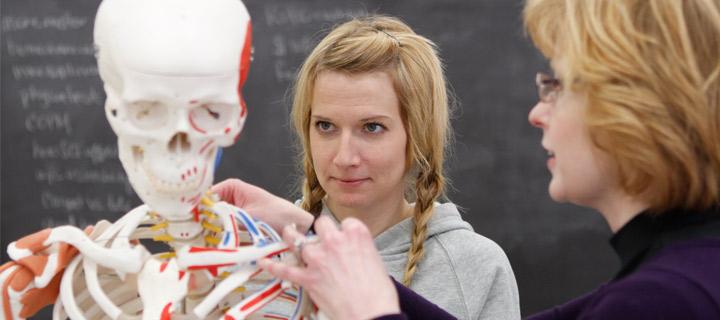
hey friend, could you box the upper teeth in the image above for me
[142,163,205,194]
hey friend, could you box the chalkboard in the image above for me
[1,0,617,317]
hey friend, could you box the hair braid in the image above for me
[402,168,444,286]
[300,161,326,216]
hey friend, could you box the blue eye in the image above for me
[364,122,385,133]
[315,121,334,132]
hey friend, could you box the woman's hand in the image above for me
[212,178,314,233]
[259,216,401,320]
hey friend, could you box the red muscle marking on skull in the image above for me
[238,21,252,89]
[237,22,252,117]
[225,127,231,134]
[181,174,186,181]
[189,114,207,134]
[190,100,198,104]
[199,140,213,155]
[160,261,169,273]
[239,97,248,118]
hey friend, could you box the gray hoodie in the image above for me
[320,202,520,320]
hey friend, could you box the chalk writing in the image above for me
[35,166,130,189]
[32,140,117,164]
[107,194,134,212]
[272,34,315,57]
[272,35,287,57]
[274,60,297,83]
[12,63,98,80]
[5,40,94,57]
[19,85,102,108]
[264,5,366,27]
[40,214,93,229]
[41,191,84,212]
[39,192,135,217]
[1,13,88,32]
[25,111,73,134]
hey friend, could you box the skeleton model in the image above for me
[0,0,315,318]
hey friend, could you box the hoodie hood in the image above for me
[319,202,473,254]
[295,200,519,320]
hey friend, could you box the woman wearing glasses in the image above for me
[523,0,720,317]
[235,0,720,318]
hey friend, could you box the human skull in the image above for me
[94,0,252,220]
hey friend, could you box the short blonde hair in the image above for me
[524,0,720,212]
[291,16,451,286]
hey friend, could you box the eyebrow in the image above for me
[311,114,392,122]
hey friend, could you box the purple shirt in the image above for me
[528,207,720,320]
[380,207,720,320]
[527,238,720,319]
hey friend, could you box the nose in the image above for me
[167,110,193,154]
[168,132,191,153]
[333,132,361,167]
[528,101,550,129]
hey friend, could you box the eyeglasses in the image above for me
[535,72,562,103]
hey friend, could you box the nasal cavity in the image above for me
[168,132,191,153]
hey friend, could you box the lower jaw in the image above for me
[144,167,207,195]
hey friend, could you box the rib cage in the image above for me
[45,196,314,320]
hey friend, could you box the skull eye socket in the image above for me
[189,103,234,133]
[128,101,168,130]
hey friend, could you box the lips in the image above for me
[332,177,370,187]
[545,149,556,170]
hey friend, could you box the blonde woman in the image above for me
[215,16,519,319]
[258,0,720,319]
